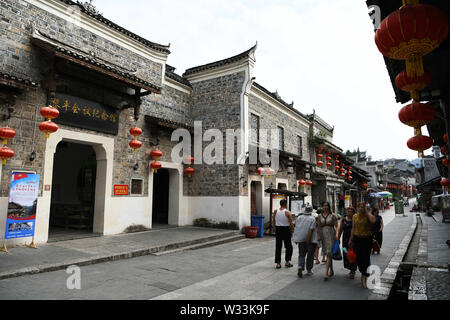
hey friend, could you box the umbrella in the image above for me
[377,191,393,198]
[369,193,380,198]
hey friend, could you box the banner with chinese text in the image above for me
[5,173,40,240]
[53,93,119,135]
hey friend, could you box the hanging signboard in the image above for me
[4,172,40,240]
[53,93,119,135]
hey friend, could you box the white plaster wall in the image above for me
[187,196,240,227]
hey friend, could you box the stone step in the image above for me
[152,234,247,256]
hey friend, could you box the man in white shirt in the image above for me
[292,205,318,277]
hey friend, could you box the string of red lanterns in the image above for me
[185,156,195,178]
[150,149,163,174]
[0,127,16,165]
[39,105,59,139]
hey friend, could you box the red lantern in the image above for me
[340,173,346,178]
[0,127,16,145]
[129,140,142,152]
[375,4,449,78]
[335,154,339,159]
[0,146,14,165]
[39,121,59,139]
[257,167,265,176]
[265,168,275,178]
[407,135,433,158]
[317,147,323,153]
[335,165,340,170]
[40,106,59,121]
[441,146,447,154]
[340,168,345,173]
[348,166,352,170]
[317,154,323,160]
[306,180,313,187]
[325,151,331,156]
[185,156,195,166]
[348,176,353,181]
[151,161,162,173]
[185,167,195,178]
[298,179,306,186]
[335,160,340,165]
[151,150,163,161]
[326,162,332,168]
[440,178,450,190]
[130,127,143,139]
[362,183,368,189]
[326,156,332,162]
[348,171,352,176]
[399,102,436,136]
[317,161,323,167]
[395,70,432,101]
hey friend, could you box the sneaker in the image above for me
[298,268,303,278]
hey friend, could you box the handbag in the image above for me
[346,248,357,265]
[332,240,342,260]
[372,238,380,253]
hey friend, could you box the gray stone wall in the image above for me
[184,72,245,197]
[248,94,309,160]
[0,0,163,87]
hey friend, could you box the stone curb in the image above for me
[0,230,240,281]
[368,214,417,300]
[408,213,428,300]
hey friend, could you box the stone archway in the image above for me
[37,129,114,243]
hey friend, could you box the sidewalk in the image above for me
[0,226,243,280]
[409,211,450,300]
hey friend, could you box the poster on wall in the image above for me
[4,172,40,240]
[291,200,304,216]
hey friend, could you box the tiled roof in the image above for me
[31,28,161,93]
[165,65,192,88]
[252,82,308,121]
[57,0,170,54]
[183,44,257,77]
[0,71,38,89]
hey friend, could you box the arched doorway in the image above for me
[48,141,98,241]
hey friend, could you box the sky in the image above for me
[92,0,423,161]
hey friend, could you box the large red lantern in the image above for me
[151,150,163,161]
[39,105,59,139]
[326,162,332,169]
[265,168,275,178]
[129,140,142,152]
[130,127,143,139]
[39,121,59,139]
[407,135,433,158]
[0,127,16,145]
[399,102,436,136]
[317,161,323,168]
[375,3,449,78]
[340,173,346,178]
[185,167,195,178]
[151,161,162,173]
[395,70,432,101]
[40,106,59,121]
[0,147,14,165]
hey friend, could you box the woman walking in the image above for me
[371,208,383,254]
[336,207,357,279]
[317,201,338,281]
[272,199,294,269]
[349,202,376,288]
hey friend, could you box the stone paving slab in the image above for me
[0,226,239,280]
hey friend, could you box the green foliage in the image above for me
[123,224,151,233]
[307,127,325,148]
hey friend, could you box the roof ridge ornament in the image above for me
[77,0,102,16]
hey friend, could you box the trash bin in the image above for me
[251,215,265,238]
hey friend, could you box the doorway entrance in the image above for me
[152,168,170,225]
[250,181,263,215]
[48,141,98,241]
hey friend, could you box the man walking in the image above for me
[293,205,318,277]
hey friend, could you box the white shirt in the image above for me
[275,209,290,227]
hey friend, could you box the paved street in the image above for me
[0,206,415,300]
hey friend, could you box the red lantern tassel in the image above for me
[406,55,424,78]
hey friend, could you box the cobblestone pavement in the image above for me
[427,268,450,300]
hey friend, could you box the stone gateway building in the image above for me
[0,0,369,246]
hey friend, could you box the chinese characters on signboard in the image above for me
[53,93,119,135]
[114,185,129,196]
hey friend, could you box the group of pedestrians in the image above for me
[272,200,384,288]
